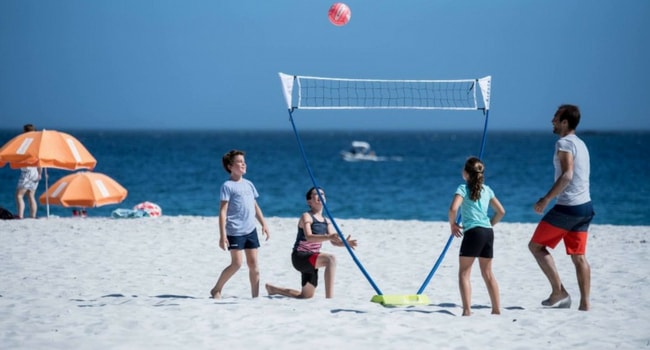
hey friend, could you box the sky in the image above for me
[1,0,649,132]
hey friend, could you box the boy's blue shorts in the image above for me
[227,228,260,250]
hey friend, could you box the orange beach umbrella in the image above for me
[0,129,97,170]
[0,129,97,217]
[0,158,38,169]
[39,171,128,208]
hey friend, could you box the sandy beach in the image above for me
[0,216,647,349]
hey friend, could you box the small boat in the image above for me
[340,141,384,162]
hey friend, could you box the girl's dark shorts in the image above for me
[459,226,494,258]
[291,250,319,287]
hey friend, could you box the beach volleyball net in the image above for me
[279,72,490,111]
[279,72,492,306]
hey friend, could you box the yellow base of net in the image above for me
[370,294,430,306]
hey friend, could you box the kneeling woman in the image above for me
[266,187,357,299]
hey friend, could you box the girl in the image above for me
[448,156,505,316]
[265,187,357,299]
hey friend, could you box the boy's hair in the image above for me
[556,104,581,130]
[222,149,245,173]
[464,156,485,201]
[23,124,35,132]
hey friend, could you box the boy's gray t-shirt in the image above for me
[220,178,259,236]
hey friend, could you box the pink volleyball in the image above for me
[328,3,351,26]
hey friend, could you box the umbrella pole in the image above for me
[45,168,50,218]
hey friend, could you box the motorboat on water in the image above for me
[340,141,384,162]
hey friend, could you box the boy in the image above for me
[210,150,270,298]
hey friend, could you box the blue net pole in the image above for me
[478,110,490,159]
[288,109,383,296]
[416,109,490,295]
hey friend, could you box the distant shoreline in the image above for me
[5,216,647,229]
[1,128,649,133]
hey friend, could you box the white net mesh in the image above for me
[279,72,491,111]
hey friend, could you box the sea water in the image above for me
[0,130,648,226]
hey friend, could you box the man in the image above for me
[529,104,594,311]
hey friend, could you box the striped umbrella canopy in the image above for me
[39,171,127,208]
[0,129,97,216]
[0,129,96,170]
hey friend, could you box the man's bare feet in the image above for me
[210,287,221,299]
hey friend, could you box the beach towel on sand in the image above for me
[111,208,149,219]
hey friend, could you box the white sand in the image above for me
[0,217,647,349]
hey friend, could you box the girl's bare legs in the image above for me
[458,256,475,316]
[479,257,500,315]
[266,253,337,299]
[211,250,243,299]
[265,283,316,299]
[315,253,336,298]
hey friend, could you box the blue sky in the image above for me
[1,0,648,131]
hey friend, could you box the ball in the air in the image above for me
[328,3,351,26]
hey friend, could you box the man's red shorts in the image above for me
[531,203,594,255]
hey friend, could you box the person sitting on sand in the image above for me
[266,187,357,299]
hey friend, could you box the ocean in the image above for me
[0,129,648,226]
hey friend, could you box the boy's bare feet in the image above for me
[578,299,589,311]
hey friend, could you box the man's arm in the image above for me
[534,150,574,214]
